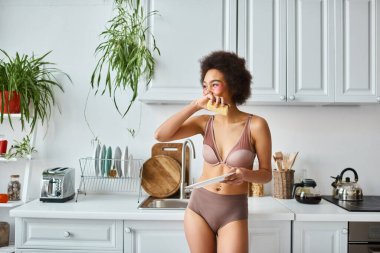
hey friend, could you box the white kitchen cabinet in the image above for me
[238,0,335,104]
[16,250,118,253]
[14,218,123,252]
[123,220,189,253]
[293,221,348,253]
[123,220,291,253]
[335,0,380,103]
[239,0,379,104]
[237,0,287,103]
[287,0,336,103]
[140,0,237,103]
[249,220,291,253]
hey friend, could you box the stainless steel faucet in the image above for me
[180,139,196,199]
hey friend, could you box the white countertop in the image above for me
[10,194,294,221]
[277,198,380,222]
[10,194,380,222]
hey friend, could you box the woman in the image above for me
[155,51,272,253]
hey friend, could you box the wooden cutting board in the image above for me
[141,155,181,198]
[152,143,189,184]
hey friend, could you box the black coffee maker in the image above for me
[292,179,322,204]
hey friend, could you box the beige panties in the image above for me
[187,187,248,234]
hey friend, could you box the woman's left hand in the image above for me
[223,167,248,185]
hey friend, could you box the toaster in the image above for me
[40,167,75,202]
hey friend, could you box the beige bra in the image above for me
[202,116,256,168]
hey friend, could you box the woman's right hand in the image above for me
[193,93,225,111]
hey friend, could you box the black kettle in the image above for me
[292,179,322,204]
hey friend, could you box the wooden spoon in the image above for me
[288,152,299,171]
[274,152,284,171]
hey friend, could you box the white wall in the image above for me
[1,0,380,242]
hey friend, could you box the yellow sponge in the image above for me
[206,100,229,116]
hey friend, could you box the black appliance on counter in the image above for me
[348,222,380,253]
[322,196,380,212]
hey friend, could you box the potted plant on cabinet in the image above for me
[0,49,71,132]
[5,135,37,160]
[90,0,160,117]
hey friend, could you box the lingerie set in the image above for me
[188,115,256,234]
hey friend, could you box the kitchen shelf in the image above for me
[1,113,21,119]
[0,201,24,208]
[0,157,17,162]
[1,113,37,205]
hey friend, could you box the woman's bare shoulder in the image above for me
[250,115,270,132]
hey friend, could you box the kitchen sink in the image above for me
[138,197,189,210]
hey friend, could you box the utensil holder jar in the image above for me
[273,170,294,199]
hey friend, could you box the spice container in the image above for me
[8,174,21,201]
[248,183,264,197]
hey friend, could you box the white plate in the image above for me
[122,147,129,177]
[185,172,236,189]
[100,145,107,177]
[114,146,122,177]
[93,143,101,176]
[126,154,133,178]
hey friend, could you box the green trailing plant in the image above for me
[0,49,71,132]
[5,135,37,159]
[91,0,160,117]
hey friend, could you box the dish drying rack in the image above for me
[75,157,144,202]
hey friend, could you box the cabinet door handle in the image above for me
[376,97,380,102]
[289,95,295,101]
[280,95,286,101]
[63,231,71,238]
[341,228,348,234]
[125,227,132,233]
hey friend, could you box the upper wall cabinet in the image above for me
[141,0,379,104]
[237,0,287,103]
[140,0,237,103]
[238,0,379,104]
[287,0,336,103]
[335,0,380,103]
[239,0,335,104]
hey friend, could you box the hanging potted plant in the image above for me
[90,0,160,117]
[0,49,71,132]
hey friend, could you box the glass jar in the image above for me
[7,175,21,201]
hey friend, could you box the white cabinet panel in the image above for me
[140,0,237,103]
[336,0,380,102]
[293,221,348,253]
[124,220,189,253]
[249,220,291,253]
[287,0,335,102]
[16,250,119,253]
[238,0,287,103]
[15,218,123,251]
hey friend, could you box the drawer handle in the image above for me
[63,231,71,238]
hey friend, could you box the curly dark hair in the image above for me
[200,51,252,105]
